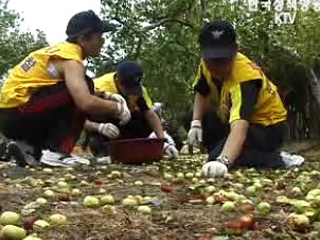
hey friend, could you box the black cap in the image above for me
[66,10,115,38]
[116,61,143,96]
[199,21,237,61]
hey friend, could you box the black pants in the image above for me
[0,80,94,160]
[196,111,286,169]
[85,111,153,157]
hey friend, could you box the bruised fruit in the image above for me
[23,216,37,231]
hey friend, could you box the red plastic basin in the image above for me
[108,138,165,164]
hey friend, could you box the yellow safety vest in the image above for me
[94,72,154,109]
[193,52,287,126]
[0,42,83,108]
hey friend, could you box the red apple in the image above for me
[23,216,37,230]
[160,184,172,193]
[94,179,104,185]
[226,220,244,235]
[240,214,255,230]
[58,194,71,201]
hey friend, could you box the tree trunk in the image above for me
[309,69,320,107]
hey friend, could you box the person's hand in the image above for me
[201,161,228,178]
[110,93,126,105]
[98,123,120,139]
[116,102,131,125]
[188,120,202,146]
[103,92,131,125]
[102,92,126,103]
[149,131,179,159]
[164,143,179,159]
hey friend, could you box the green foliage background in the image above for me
[87,0,320,129]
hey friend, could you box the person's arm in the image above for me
[218,80,262,165]
[192,65,212,120]
[56,59,119,115]
[192,93,211,120]
[84,120,99,132]
[219,119,249,163]
[145,110,164,139]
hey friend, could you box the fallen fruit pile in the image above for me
[0,154,320,239]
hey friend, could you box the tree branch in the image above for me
[142,18,195,31]
[111,16,194,33]
[133,37,143,59]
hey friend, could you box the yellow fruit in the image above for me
[137,206,152,214]
[49,214,67,225]
[257,202,271,215]
[33,220,50,232]
[36,198,47,205]
[71,189,81,196]
[101,205,116,214]
[57,181,68,189]
[221,201,235,212]
[276,196,290,204]
[83,196,100,208]
[185,172,194,179]
[176,173,184,179]
[205,186,216,194]
[0,225,26,240]
[246,186,257,196]
[101,195,115,205]
[122,198,138,207]
[44,190,55,198]
[0,212,20,226]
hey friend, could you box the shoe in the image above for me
[96,156,111,164]
[280,151,305,168]
[40,150,91,167]
[0,133,30,167]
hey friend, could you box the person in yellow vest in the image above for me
[0,10,131,167]
[188,21,304,178]
[84,61,179,159]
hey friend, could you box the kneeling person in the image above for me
[188,21,295,177]
[0,11,128,167]
[85,61,178,158]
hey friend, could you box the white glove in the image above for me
[149,131,179,159]
[98,123,120,139]
[164,143,179,159]
[102,92,131,125]
[116,102,131,125]
[201,161,228,178]
[188,120,202,146]
[103,92,126,104]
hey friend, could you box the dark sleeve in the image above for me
[193,66,211,96]
[137,96,150,112]
[229,80,262,123]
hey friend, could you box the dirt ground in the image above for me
[1,141,320,240]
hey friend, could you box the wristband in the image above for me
[216,155,229,167]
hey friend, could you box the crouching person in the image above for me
[84,61,179,159]
[188,21,304,178]
[0,11,130,167]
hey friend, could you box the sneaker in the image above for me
[280,151,305,168]
[0,133,31,167]
[96,156,112,164]
[40,150,91,167]
[14,141,39,166]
